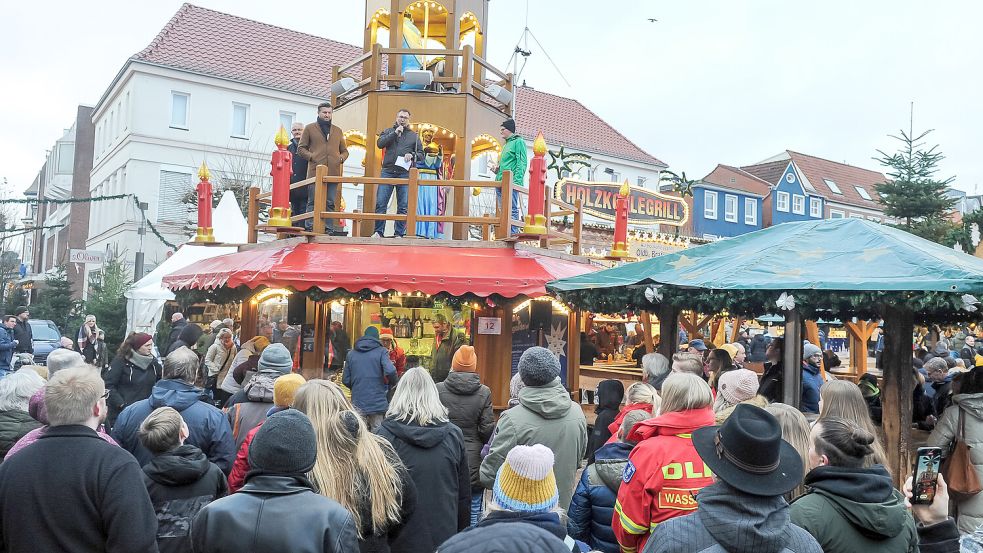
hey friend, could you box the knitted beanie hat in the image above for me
[719,344,739,364]
[509,372,526,407]
[131,333,153,350]
[452,345,478,372]
[364,326,380,340]
[518,347,560,387]
[258,343,293,374]
[273,373,306,407]
[717,368,760,405]
[802,342,822,361]
[493,444,558,512]
[248,409,317,474]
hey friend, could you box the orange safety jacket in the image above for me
[612,407,716,553]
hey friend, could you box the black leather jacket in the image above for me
[191,474,358,553]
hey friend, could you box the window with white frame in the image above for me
[776,191,790,212]
[279,111,295,133]
[855,186,873,200]
[231,103,249,137]
[55,143,74,174]
[170,92,190,129]
[823,178,843,194]
[809,197,822,218]
[608,171,621,183]
[704,190,718,219]
[829,210,845,219]
[158,170,193,223]
[792,195,805,214]
[725,194,738,222]
[745,198,757,225]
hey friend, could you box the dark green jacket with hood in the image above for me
[790,465,918,553]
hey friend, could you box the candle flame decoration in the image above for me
[274,125,290,149]
[619,180,630,197]
[533,132,547,156]
[198,161,211,181]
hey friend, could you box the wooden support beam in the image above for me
[640,311,655,354]
[804,320,826,379]
[782,309,803,409]
[844,320,878,376]
[881,305,914,487]
[729,317,744,343]
[658,304,679,359]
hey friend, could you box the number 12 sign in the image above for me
[477,317,502,335]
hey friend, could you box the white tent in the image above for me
[124,191,247,334]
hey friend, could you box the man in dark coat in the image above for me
[342,327,396,430]
[11,306,31,355]
[430,314,464,383]
[327,321,350,373]
[373,108,423,238]
[166,312,188,354]
[113,347,236,473]
[438,522,570,553]
[287,121,309,217]
[191,410,358,553]
[0,316,17,375]
[0,366,159,552]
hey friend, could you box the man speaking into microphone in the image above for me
[374,108,423,238]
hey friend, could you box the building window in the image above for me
[855,186,873,200]
[356,195,364,212]
[170,92,190,129]
[231,103,249,138]
[829,210,845,219]
[608,171,621,183]
[636,176,646,186]
[55,143,74,174]
[724,194,738,222]
[792,195,804,214]
[158,170,193,223]
[776,191,790,212]
[279,110,295,133]
[745,198,757,225]
[823,178,843,194]
[868,216,881,222]
[809,197,822,218]
[704,190,718,219]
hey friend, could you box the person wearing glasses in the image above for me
[0,366,158,552]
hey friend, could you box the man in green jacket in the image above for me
[480,346,586,510]
[430,314,464,383]
[489,118,527,234]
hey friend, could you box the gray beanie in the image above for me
[518,346,561,387]
[802,342,822,362]
[258,343,293,374]
[248,409,317,474]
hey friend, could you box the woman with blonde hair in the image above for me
[605,381,661,445]
[294,380,415,553]
[613,373,715,553]
[765,402,811,500]
[377,367,469,552]
[818,379,888,468]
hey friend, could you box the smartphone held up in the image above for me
[912,447,943,505]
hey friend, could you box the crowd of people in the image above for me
[0,308,978,553]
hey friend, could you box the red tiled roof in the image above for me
[132,3,361,97]
[786,151,887,211]
[127,4,666,167]
[513,87,666,167]
[702,164,772,196]
[740,159,789,187]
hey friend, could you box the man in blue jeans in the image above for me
[489,118,528,235]
[374,108,423,238]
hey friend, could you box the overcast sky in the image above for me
[2,0,981,199]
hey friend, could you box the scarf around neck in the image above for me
[128,351,156,370]
[317,119,331,139]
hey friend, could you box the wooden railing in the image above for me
[331,44,513,114]
[247,166,584,253]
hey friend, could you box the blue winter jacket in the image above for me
[342,336,397,415]
[567,440,634,553]
[0,327,15,372]
[112,379,236,473]
[801,362,824,414]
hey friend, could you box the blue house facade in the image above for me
[691,182,763,239]
[769,163,824,225]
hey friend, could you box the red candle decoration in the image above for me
[522,132,548,235]
[194,161,215,243]
[609,180,630,258]
[268,125,293,227]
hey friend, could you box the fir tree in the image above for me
[2,285,28,318]
[874,126,956,244]
[31,264,82,336]
[85,253,132,352]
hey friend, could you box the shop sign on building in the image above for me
[554,179,689,227]
[68,249,106,265]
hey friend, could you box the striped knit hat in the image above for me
[493,444,558,512]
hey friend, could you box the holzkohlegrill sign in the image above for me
[554,179,689,227]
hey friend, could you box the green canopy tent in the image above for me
[548,218,983,482]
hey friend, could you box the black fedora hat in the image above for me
[692,403,803,496]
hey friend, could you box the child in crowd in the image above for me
[139,406,227,553]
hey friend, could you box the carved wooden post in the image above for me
[782,309,802,408]
[881,305,914,487]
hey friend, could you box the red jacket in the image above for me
[605,402,655,444]
[613,407,715,553]
[389,343,407,377]
[227,422,262,493]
